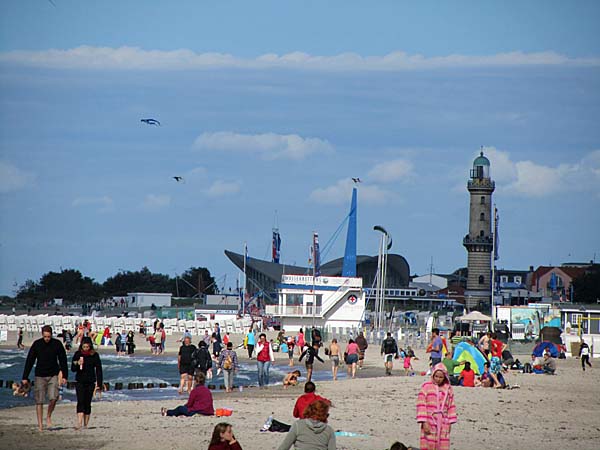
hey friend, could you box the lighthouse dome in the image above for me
[473,151,490,167]
[471,151,490,179]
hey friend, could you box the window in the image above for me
[478,275,485,284]
[514,276,522,284]
[479,230,485,237]
[286,294,303,306]
[480,212,485,221]
[500,275,508,283]
[480,196,485,205]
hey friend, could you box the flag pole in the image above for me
[491,206,497,322]
[243,242,247,317]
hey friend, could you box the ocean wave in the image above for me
[104,376,172,385]
[0,363,15,369]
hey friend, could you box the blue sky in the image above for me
[1,1,599,295]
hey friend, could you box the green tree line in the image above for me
[16,266,215,304]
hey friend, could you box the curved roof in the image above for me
[225,250,410,288]
[473,151,490,167]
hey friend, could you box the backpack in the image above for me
[223,353,233,370]
[192,347,212,371]
[523,362,532,374]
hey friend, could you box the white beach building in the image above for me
[265,274,365,333]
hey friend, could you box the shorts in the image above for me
[358,350,365,361]
[384,354,394,363]
[305,363,313,371]
[288,350,294,358]
[34,375,59,404]
[346,353,358,364]
[179,365,194,376]
[330,355,340,367]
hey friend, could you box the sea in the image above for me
[0,348,343,409]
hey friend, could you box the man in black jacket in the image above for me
[22,325,68,431]
[380,332,398,376]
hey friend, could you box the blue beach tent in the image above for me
[532,341,559,358]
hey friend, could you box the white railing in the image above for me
[265,305,322,316]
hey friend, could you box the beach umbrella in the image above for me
[457,311,493,322]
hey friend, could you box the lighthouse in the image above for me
[463,150,495,310]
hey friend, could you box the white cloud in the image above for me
[310,178,393,205]
[194,131,333,160]
[72,196,114,212]
[479,147,600,198]
[1,46,598,71]
[368,159,414,183]
[205,180,241,197]
[141,194,171,211]
[0,161,35,193]
[484,147,518,183]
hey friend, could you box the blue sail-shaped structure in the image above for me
[342,187,357,277]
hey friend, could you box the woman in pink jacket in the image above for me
[416,363,457,450]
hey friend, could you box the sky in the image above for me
[1,0,599,295]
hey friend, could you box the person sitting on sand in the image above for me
[542,353,556,375]
[293,381,331,419]
[208,422,243,450]
[442,352,465,385]
[458,361,475,387]
[278,400,336,450]
[161,372,214,417]
[283,370,302,389]
[12,382,31,397]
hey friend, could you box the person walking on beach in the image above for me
[256,333,275,388]
[381,332,399,376]
[212,332,222,358]
[345,338,360,378]
[287,335,296,367]
[192,341,213,377]
[327,339,340,380]
[299,342,325,383]
[429,328,444,368]
[355,332,368,370]
[296,328,306,355]
[161,372,214,417]
[218,342,239,393]
[245,327,256,359]
[154,327,163,355]
[71,337,103,430]
[17,327,25,349]
[126,330,135,355]
[178,336,197,395]
[416,363,457,450]
[160,323,166,353]
[21,325,68,431]
[208,422,243,450]
[114,332,123,356]
[579,340,592,371]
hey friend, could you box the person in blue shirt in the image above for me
[246,327,256,359]
[430,328,443,367]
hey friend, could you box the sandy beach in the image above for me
[2,341,600,450]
